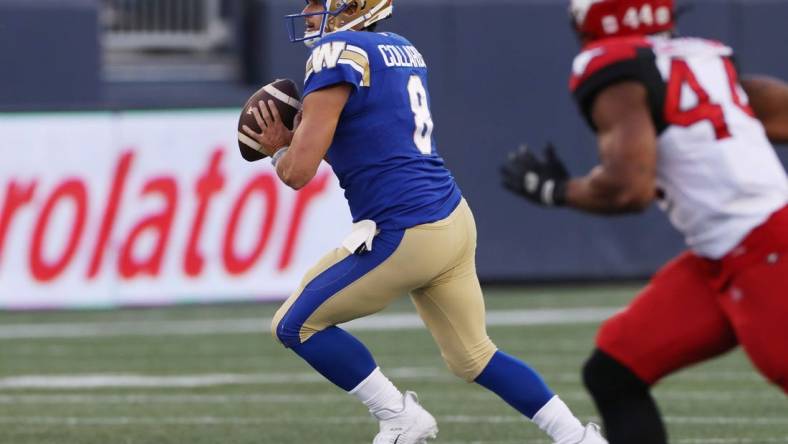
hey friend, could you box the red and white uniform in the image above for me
[572,36,788,259]
[571,36,788,392]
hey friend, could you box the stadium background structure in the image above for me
[2,0,787,283]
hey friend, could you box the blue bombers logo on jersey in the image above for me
[306,41,371,87]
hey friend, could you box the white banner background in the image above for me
[0,110,351,309]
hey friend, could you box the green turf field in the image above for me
[0,285,785,444]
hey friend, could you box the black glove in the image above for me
[500,143,569,206]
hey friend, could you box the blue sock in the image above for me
[290,326,377,392]
[474,350,555,418]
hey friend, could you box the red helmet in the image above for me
[570,0,674,42]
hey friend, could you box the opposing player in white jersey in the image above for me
[500,0,788,443]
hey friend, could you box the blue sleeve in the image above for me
[304,38,371,97]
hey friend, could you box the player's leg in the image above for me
[410,201,598,444]
[271,230,415,422]
[582,349,664,443]
[583,252,738,444]
[412,267,598,444]
[272,228,445,443]
[719,244,788,394]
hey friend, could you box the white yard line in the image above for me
[0,307,618,340]
[0,368,770,390]
[0,415,785,427]
[0,393,348,404]
[4,368,758,389]
[0,389,780,404]
[0,367,448,389]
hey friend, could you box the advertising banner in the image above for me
[0,111,351,309]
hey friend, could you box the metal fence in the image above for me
[102,0,228,51]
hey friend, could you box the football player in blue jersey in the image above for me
[240,1,607,443]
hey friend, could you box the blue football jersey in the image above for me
[303,31,462,230]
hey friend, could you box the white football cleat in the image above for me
[573,423,608,444]
[372,391,438,444]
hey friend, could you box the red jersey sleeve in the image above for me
[569,36,667,133]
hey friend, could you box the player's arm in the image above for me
[274,84,351,190]
[564,81,658,214]
[741,75,788,145]
[501,81,657,214]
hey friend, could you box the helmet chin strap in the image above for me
[303,33,321,48]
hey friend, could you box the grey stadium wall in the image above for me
[0,0,100,109]
[2,0,788,281]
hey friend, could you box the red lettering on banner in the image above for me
[0,180,37,267]
[277,171,331,271]
[183,149,225,277]
[87,151,134,279]
[3,141,341,289]
[30,179,88,282]
[223,173,278,275]
[118,177,178,279]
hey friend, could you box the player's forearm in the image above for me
[276,153,319,191]
[565,166,654,214]
[276,87,346,190]
[742,76,788,145]
[275,151,309,191]
[275,129,326,190]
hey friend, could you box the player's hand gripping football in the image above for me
[500,144,569,206]
[241,100,297,156]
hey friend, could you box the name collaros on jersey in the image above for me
[378,44,426,68]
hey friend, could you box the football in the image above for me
[237,78,302,161]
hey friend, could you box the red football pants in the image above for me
[598,206,788,393]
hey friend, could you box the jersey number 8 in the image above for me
[408,75,435,155]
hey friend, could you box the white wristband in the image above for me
[271,146,290,167]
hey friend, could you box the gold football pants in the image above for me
[271,199,497,381]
